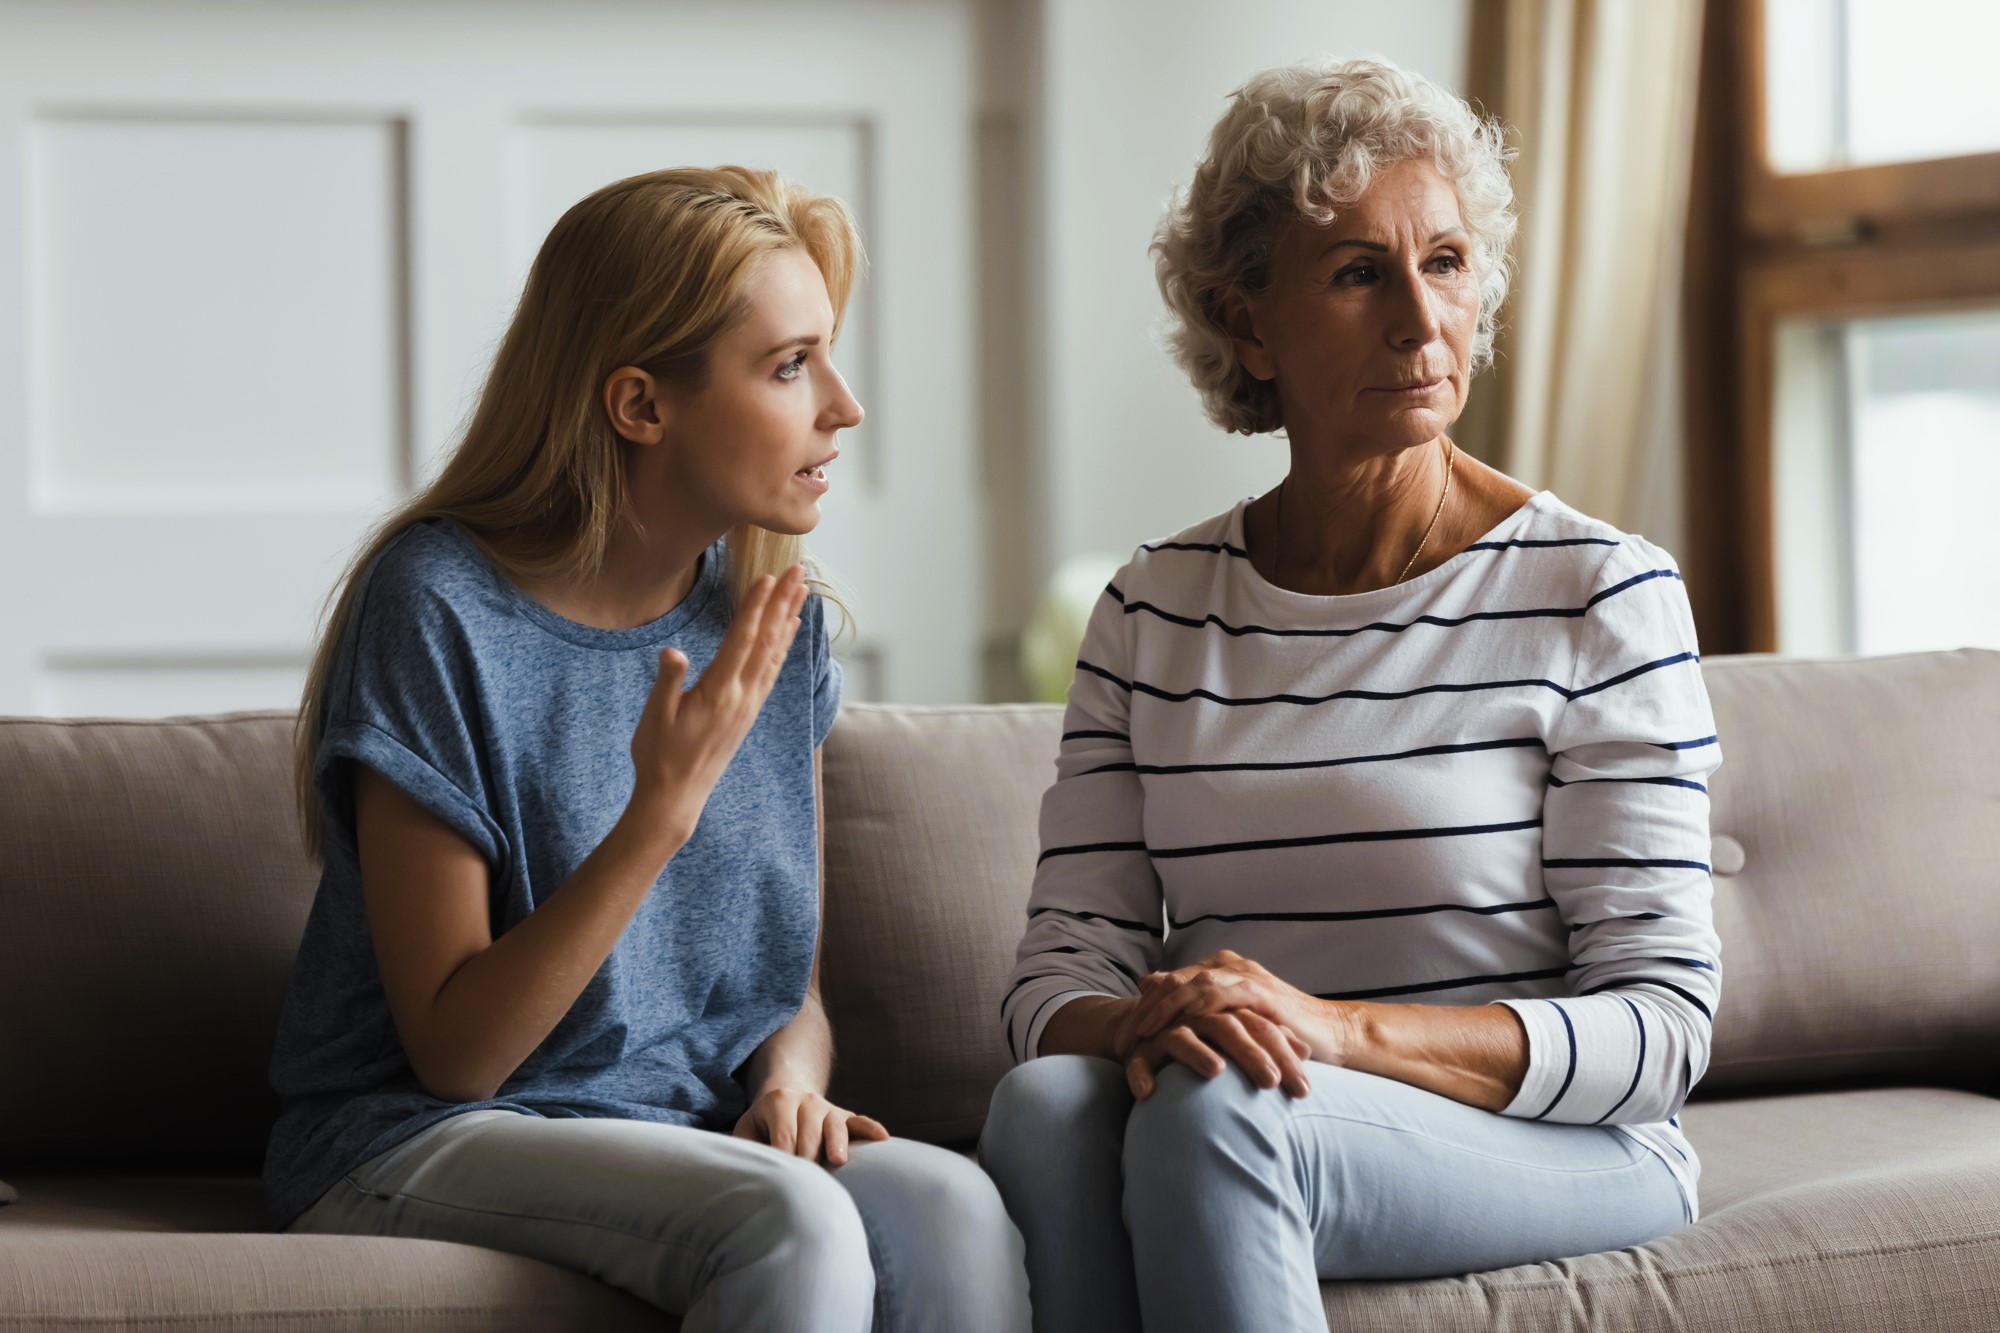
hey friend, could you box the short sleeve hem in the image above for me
[317,719,508,869]
[810,596,842,749]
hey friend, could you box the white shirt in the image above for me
[1002,490,1723,1219]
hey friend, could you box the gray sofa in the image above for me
[2,650,1997,1331]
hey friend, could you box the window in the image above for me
[1683,0,2000,653]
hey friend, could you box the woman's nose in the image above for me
[823,367,865,430]
[1385,266,1443,347]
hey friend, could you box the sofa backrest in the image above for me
[2,650,1996,1170]
[1694,651,2000,1094]
[0,713,311,1170]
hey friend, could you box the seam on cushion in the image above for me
[1282,1110,1652,1177]
[0,1303,620,1327]
[1428,1229,2000,1298]
[0,712,292,730]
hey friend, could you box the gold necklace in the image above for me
[1273,436,1456,590]
[1394,437,1455,584]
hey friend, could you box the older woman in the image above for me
[979,56,1719,1333]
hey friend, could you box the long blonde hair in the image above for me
[293,165,863,864]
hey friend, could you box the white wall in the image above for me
[1033,0,1472,569]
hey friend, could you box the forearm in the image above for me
[1035,994,1134,1061]
[415,809,684,1101]
[742,990,834,1098]
[1319,999,1529,1112]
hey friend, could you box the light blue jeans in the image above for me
[289,1108,1030,1333]
[978,1056,1688,1333]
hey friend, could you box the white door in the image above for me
[0,0,980,715]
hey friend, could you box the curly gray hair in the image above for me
[1153,57,1518,436]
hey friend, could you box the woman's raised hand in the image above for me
[629,566,810,847]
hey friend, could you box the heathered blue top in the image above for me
[262,518,838,1230]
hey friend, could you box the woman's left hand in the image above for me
[1113,950,1354,1065]
[733,1086,890,1167]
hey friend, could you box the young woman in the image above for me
[265,166,1029,1333]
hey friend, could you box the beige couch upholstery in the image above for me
[2,650,1996,1331]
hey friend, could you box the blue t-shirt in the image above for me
[262,518,838,1229]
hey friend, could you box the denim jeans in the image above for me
[289,1108,1030,1333]
[978,1055,1688,1333]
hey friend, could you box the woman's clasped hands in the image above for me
[1111,950,1355,1101]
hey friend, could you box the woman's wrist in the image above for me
[615,789,693,865]
[1306,997,1370,1066]
[1036,994,1136,1060]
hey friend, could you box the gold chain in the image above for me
[1393,437,1455,584]
[1274,436,1456,590]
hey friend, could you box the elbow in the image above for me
[411,1056,500,1105]
[403,1035,507,1105]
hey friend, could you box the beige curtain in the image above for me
[1458,0,1706,545]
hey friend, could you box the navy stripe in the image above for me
[1650,734,1719,751]
[1073,652,1696,708]
[1531,1000,1580,1120]
[1315,966,1570,1002]
[1150,817,1541,861]
[1000,969,1062,1014]
[1172,896,1556,930]
[1000,951,1144,1015]
[1037,839,1149,865]
[1583,567,1683,607]
[1128,736,1545,777]
[1116,569,1679,641]
[1062,728,1129,743]
[1549,775,1708,794]
[1027,906,1163,937]
[1080,762,1137,776]
[1104,584,1126,604]
[1119,598,1586,638]
[1568,652,1700,701]
[1593,996,1649,1125]
[1656,956,1718,971]
[1583,976,1713,1020]
[1140,539,1250,557]
[1544,857,1711,872]
[1567,956,1717,975]
[1569,912,1665,933]
[1465,537,1621,551]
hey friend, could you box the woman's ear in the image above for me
[1220,288,1276,382]
[603,366,667,446]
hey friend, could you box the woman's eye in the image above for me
[1430,253,1465,274]
[1335,265,1376,286]
[776,351,809,381]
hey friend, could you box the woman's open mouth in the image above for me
[794,462,831,495]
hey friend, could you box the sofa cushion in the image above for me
[0,713,315,1171]
[0,1174,657,1331]
[1316,1085,2000,1331]
[818,703,1062,1142]
[1696,650,2000,1095]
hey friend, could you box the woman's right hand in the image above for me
[1122,1009,1313,1101]
[628,565,810,846]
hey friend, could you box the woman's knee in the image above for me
[715,1149,872,1276]
[846,1139,1022,1257]
[979,1055,1126,1173]
[839,1140,1032,1329]
[1122,1061,1302,1201]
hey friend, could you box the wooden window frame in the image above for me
[1683,0,2000,653]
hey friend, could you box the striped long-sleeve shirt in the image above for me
[1002,490,1722,1219]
